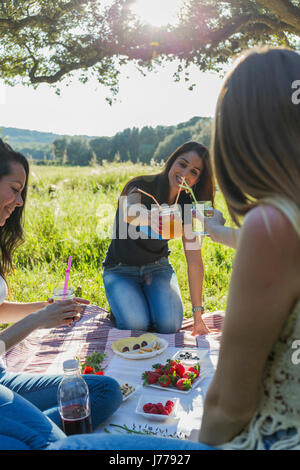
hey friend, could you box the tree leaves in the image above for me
[0,0,298,94]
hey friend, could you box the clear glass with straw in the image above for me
[192,201,214,235]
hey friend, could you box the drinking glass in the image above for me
[192,201,214,236]
[53,287,75,301]
[52,287,76,323]
[158,205,182,240]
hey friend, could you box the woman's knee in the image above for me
[83,375,123,426]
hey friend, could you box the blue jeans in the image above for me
[0,369,122,450]
[47,434,217,450]
[103,258,183,333]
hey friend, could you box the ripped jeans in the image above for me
[102,257,183,333]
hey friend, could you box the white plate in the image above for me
[172,349,204,363]
[135,394,180,421]
[120,384,140,402]
[143,359,210,394]
[112,338,169,360]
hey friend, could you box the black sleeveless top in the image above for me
[103,174,194,267]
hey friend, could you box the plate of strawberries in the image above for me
[141,358,202,394]
[136,393,180,421]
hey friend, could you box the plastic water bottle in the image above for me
[58,359,92,436]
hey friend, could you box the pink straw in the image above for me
[62,256,72,300]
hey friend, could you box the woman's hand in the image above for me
[33,298,89,329]
[191,315,210,336]
[197,209,226,242]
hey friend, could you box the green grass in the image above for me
[1,162,235,328]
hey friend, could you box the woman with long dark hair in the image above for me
[0,140,122,450]
[102,141,215,336]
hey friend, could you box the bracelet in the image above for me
[192,306,204,313]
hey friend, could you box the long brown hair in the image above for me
[212,46,300,227]
[0,140,29,279]
[121,141,215,204]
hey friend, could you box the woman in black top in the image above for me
[103,141,215,336]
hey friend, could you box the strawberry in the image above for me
[155,402,165,414]
[143,403,153,413]
[158,374,171,387]
[182,371,196,381]
[165,400,174,409]
[142,370,160,385]
[82,366,94,374]
[188,364,200,378]
[151,363,164,374]
[174,362,185,377]
[176,378,193,391]
[165,400,174,414]
[149,405,159,414]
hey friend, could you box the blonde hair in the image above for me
[212,46,300,228]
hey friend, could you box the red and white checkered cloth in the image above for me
[2,306,224,375]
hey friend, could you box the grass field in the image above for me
[1,162,235,328]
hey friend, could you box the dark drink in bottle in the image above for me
[61,404,92,436]
[58,359,92,436]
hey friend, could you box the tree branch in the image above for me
[256,0,300,30]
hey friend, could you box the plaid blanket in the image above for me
[2,305,224,375]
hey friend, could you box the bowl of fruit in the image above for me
[135,393,180,421]
[141,358,201,393]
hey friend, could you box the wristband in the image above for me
[192,306,204,313]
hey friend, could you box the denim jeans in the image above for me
[103,257,184,333]
[0,369,123,450]
[47,434,217,450]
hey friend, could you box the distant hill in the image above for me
[0,126,96,145]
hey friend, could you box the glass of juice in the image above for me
[192,201,214,236]
[158,205,182,239]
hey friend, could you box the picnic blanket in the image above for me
[2,305,224,374]
[2,305,224,442]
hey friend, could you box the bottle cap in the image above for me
[63,359,79,371]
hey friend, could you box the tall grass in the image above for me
[4,162,235,322]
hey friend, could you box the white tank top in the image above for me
[0,276,8,369]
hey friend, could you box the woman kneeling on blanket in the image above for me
[0,141,122,450]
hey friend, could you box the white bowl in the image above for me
[135,393,180,421]
[119,383,140,402]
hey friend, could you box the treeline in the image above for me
[52,116,212,165]
[4,116,212,165]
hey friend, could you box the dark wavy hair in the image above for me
[121,141,215,204]
[0,140,29,279]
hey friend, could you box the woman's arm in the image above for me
[0,301,47,323]
[182,234,209,336]
[0,299,88,353]
[199,205,300,446]
[198,209,240,249]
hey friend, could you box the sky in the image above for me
[0,0,226,138]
